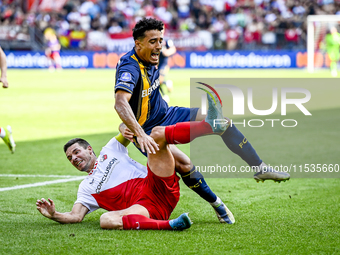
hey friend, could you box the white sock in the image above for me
[210,196,222,208]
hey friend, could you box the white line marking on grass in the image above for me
[0,176,85,192]
[0,174,83,178]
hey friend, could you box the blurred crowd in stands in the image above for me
[1,0,340,51]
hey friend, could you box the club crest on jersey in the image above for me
[100,154,108,162]
[121,72,132,81]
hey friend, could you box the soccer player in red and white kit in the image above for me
[44,28,62,71]
[36,89,235,230]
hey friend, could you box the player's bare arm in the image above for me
[119,123,134,142]
[114,90,159,154]
[36,198,88,224]
[0,46,9,88]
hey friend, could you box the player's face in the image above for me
[135,30,163,65]
[66,143,95,173]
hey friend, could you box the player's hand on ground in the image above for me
[119,124,134,142]
[36,198,55,219]
[1,76,8,88]
[137,134,159,154]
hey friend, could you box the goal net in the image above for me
[307,15,340,73]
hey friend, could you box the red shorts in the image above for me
[47,51,60,60]
[136,166,180,220]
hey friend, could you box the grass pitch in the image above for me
[0,68,339,254]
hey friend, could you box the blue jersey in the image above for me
[115,48,168,130]
[159,39,174,69]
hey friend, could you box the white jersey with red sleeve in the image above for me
[74,137,147,214]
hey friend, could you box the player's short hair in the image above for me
[63,138,91,153]
[132,18,164,41]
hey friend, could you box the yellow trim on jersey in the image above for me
[139,68,151,126]
[115,85,133,94]
[115,133,130,147]
[131,54,151,127]
[131,54,138,63]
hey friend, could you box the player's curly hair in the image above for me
[132,18,164,41]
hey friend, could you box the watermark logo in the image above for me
[201,84,311,128]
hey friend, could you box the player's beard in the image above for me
[77,158,93,172]
[80,161,92,172]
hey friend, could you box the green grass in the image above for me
[0,68,339,254]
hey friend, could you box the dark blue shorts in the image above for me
[135,107,199,156]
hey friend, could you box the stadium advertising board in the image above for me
[6,51,303,69]
[6,51,90,69]
[188,51,295,68]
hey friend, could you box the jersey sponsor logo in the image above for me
[121,72,132,82]
[96,157,118,194]
[142,79,160,97]
[100,154,108,162]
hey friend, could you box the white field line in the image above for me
[0,174,82,178]
[0,176,85,192]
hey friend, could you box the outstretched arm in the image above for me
[36,198,88,224]
[114,90,159,154]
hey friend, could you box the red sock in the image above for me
[165,121,213,144]
[122,214,172,230]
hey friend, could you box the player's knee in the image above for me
[174,157,192,174]
[150,126,166,145]
[175,163,192,174]
[100,213,122,230]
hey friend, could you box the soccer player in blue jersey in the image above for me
[114,18,290,223]
[158,38,176,103]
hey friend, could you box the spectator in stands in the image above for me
[1,0,339,51]
[284,22,301,50]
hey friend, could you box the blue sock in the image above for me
[221,125,262,167]
[180,166,217,203]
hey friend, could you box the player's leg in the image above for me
[100,204,191,230]
[45,49,55,71]
[0,125,16,153]
[100,204,149,229]
[168,145,235,224]
[159,72,169,103]
[194,84,290,182]
[135,100,234,223]
[53,52,62,70]
[328,50,339,77]
[161,65,173,92]
[122,213,191,230]
[147,126,176,178]
[159,64,172,103]
[150,92,235,224]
